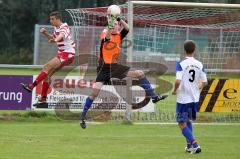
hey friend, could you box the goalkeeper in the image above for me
[80,6,168,129]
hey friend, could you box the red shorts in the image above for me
[55,52,75,68]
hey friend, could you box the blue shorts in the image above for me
[176,102,198,122]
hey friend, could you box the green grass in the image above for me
[0,68,41,75]
[0,121,239,159]
[0,68,82,76]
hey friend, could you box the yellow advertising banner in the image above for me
[198,79,240,112]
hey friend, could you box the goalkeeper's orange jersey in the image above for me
[99,28,128,64]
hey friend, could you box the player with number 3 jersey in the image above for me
[172,40,207,154]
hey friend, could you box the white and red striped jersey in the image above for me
[53,23,75,54]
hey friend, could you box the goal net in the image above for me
[66,1,240,123]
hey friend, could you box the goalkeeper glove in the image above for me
[107,21,114,29]
[107,15,117,29]
[117,16,121,21]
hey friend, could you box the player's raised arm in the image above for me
[118,17,129,31]
[40,28,53,40]
[50,32,64,43]
[104,16,116,40]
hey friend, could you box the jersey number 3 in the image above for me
[189,69,195,82]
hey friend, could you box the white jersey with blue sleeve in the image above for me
[176,57,207,104]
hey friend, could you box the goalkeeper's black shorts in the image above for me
[96,63,130,83]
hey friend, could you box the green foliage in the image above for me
[0,110,58,121]
[23,111,48,118]
[121,120,134,125]
[0,48,32,64]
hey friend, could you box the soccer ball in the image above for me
[107,5,121,16]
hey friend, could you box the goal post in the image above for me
[65,1,240,123]
[130,1,240,8]
[130,1,240,123]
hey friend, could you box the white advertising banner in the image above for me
[32,76,155,112]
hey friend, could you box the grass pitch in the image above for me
[0,121,239,159]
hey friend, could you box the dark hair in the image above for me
[184,40,196,54]
[50,11,62,20]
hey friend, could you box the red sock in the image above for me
[41,81,50,98]
[32,71,48,87]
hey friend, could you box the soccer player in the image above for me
[21,11,75,108]
[172,40,207,154]
[79,6,168,129]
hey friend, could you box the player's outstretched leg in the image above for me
[127,70,168,103]
[80,82,102,129]
[33,79,51,108]
[151,94,168,103]
[21,57,60,93]
[138,74,168,103]
[80,97,94,129]
[21,70,48,93]
[20,83,33,92]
